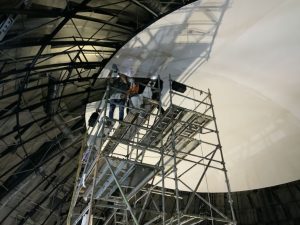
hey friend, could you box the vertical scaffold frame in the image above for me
[67,76,236,225]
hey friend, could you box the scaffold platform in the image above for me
[67,78,236,225]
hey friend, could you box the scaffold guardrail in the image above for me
[67,77,236,225]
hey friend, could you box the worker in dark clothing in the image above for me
[108,65,129,123]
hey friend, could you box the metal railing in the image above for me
[67,77,236,225]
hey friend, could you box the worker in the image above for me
[151,77,165,114]
[107,64,130,125]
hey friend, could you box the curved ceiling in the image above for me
[0,1,196,224]
[96,0,300,192]
[1,0,299,223]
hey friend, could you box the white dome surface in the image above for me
[94,0,300,192]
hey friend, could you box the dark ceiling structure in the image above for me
[0,1,197,224]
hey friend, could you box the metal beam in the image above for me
[0,86,105,121]
[1,61,104,77]
[0,115,48,140]
[0,4,134,20]
[0,39,122,50]
[13,0,93,164]
[0,149,79,224]
[17,168,76,225]
[105,157,140,225]
[74,15,134,32]
[0,76,100,100]
[0,133,80,181]
[40,189,73,225]
[0,120,83,201]
[131,0,159,17]
[0,49,113,64]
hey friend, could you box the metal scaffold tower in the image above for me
[67,77,236,225]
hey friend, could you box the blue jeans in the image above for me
[109,99,125,121]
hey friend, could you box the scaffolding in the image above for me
[67,77,236,225]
